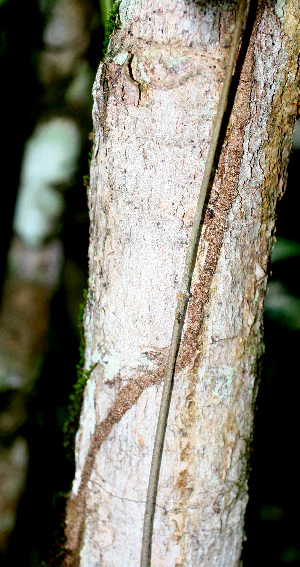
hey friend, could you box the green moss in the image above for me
[43,291,96,565]
[63,288,96,461]
[83,148,93,190]
[83,174,89,189]
[102,1,121,58]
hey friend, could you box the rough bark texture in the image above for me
[65,1,300,565]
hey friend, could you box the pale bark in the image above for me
[65,1,300,566]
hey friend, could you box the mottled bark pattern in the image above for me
[65,1,300,566]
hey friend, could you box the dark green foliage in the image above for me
[42,291,95,564]
[41,494,68,567]
[41,530,67,567]
[63,288,96,461]
[102,1,121,58]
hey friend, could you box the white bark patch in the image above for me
[73,376,96,495]
[112,51,129,65]
[102,349,122,381]
[119,0,140,25]
[275,0,286,18]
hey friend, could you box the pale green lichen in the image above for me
[103,349,123,381]
[139,354,154,369]
[91,346,101,365]
[214,365,234,400]
[85,379,96,436]
[202,101,216,118]
[275,0,286,18]
[101,349,154,381]
[223,365,234,387]
[119,0,141,24]
[212,475,220,486]
[137,62,151,84]
[113,51,129,65]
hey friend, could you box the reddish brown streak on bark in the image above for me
[65,364,167,566]
[178,33,255,371]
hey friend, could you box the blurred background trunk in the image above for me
[0,0,111,562]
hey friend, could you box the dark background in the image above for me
[0,1,299,565]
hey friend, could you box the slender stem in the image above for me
[140,1,250,565]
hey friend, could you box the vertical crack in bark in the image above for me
[168,11,258,565]
[177,4,258,372]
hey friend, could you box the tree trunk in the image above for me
[65,1,300,565]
